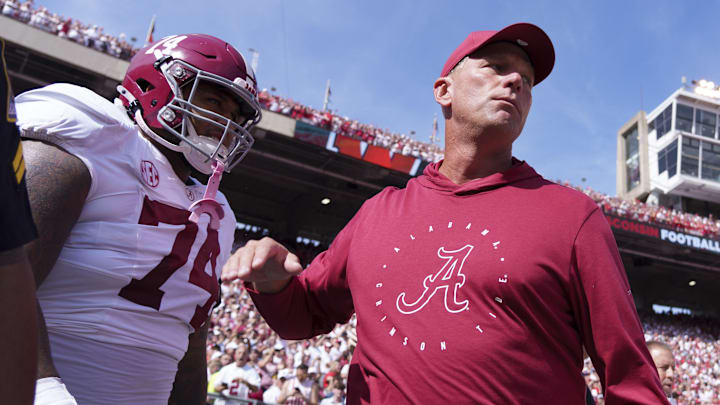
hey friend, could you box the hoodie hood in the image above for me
[417,157,541,196]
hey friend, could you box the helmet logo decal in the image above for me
[140,160,160,188]
[145,35,188,60]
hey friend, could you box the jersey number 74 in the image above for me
[119,196,220,330]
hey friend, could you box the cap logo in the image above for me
[516,39,528,46]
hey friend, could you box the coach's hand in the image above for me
[221,237,303,293]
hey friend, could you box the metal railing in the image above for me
[206,391,273,405]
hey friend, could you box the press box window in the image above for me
[701,141,720,182]
[695,109,716,138]
[652,105,672,139]
[681,137,700,177]
[676,104,693,133]
[624,125,640,191]
[657,139,678,177]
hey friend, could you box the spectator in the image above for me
[648,341,677,404]
[319,381,345,405]
[213,342,262,405]
[206,359,223,404]
[277,364,320,405]
[264,369,293,404]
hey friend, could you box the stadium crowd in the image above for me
[584,312,720,405]
[258,90,445,164]
[207,278,353,405]
[1,0,136,59]
[210,274,720,405]
[560,182,720,239]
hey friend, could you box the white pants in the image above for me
[37,331,179,405]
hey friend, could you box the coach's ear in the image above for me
[434,76,452,119]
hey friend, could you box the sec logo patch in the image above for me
[140,160,159,188]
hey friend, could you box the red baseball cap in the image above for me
[440,23,555,86]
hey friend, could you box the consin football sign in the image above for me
[604,212,720,255]
[293,121,427,176]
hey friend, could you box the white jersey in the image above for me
[214,363,261,405]
[16,84,235,402]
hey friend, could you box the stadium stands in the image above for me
[259,90,444,164]
[2,0,445,164]
[208,280,355,404]
[561,181,720,239]
[1,0,136,60]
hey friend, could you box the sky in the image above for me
[36,0,720,195]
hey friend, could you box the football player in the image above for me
[0,38,39,405]
[17,34,261,405]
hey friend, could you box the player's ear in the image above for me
[434,76,452,108]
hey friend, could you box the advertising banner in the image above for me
[604,212,720,255]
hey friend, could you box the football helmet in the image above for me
[117,34,261,174]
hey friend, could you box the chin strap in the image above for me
[188,161,225,230]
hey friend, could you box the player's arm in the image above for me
[168,322,209,405]
[22,139,90,377]
[0,247,38,405]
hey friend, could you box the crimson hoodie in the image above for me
[248,160,669,404]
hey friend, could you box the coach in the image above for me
[223,23,669,404]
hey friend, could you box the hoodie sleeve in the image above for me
[246,204,364,340]
[568,207,669,404]
[571,208,668,405]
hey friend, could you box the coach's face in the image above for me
[437,42,534,148]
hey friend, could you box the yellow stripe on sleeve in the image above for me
[14,158,25,184]
[12,142,23,171]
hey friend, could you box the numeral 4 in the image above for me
[119,196,220,330]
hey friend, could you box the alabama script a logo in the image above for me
[396,244,473,314]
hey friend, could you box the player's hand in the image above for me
[221,237,303,292]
